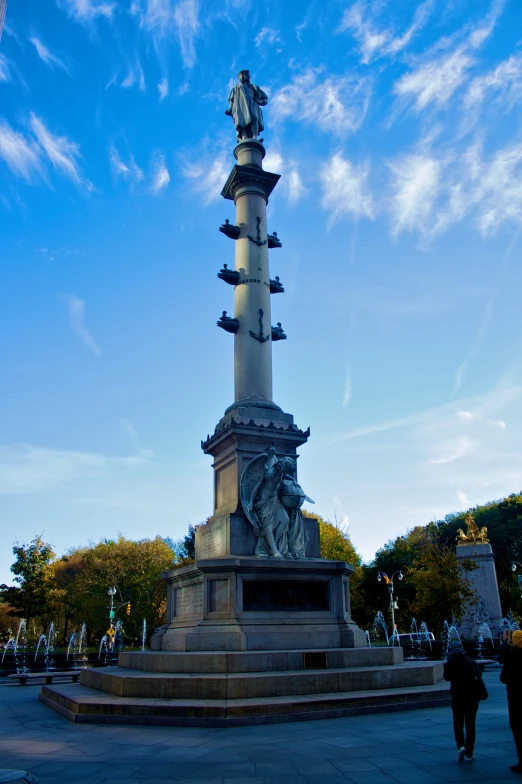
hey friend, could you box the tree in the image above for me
[0,536,55,629]
[163,520,207,568]
[303,511,365,625]
[436,492,522,616]
[67,536,176,643]
[406,524,477,636]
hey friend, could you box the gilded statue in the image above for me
[456,513,489,545]
[240,447,314,559]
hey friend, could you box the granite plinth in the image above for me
[456,542,503,637]
[80,661,443,700]
[152,556,365,652]
[40,677,450,727]
[119,646,403,672]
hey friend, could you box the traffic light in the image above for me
[126,602,131,615]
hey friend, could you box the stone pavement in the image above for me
[0,669,519,783]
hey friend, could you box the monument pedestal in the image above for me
[456,542,503,638]
[151,557,365,652]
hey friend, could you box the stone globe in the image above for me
[279,478,306,510]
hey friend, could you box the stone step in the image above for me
[81,661,443,700]
[39,680,451,727]
[119,646,403,673]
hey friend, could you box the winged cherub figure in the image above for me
[240,447,314,559]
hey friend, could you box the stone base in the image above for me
[40,651,449,726]
[456,542,503,637]
[153,557,365,652]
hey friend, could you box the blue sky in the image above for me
[1,0,522,582]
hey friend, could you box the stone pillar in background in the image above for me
[456,542,503,638]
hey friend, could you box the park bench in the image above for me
[0,770,37,783]
[7,670,81,686]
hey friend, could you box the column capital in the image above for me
[221,164,280,202]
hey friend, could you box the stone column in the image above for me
[221,140,280,404]
[456,542,503,638]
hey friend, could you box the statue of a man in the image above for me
[225,70,268,142]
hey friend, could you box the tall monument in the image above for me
[456,513,503,638]
[197,69,316,564]
[41,72,450,725]
[149,70,365,651]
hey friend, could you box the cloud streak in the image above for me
[30,114,93,190]
[58,0,115,22]
[320,153,374,225]
[339,0,434,64]
[271,68,371,137]
[59,294,102,356]
[30,36,70,73]
[149,151,170,194]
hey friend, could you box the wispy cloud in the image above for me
[136,0,200,68]
[149,151,170,194]
[271,68,371,137]
[393,0,505,115]
[158,77,169,100]
[320,153,374,226]
[387,149,444,239]
[58,0,116,23]
[120,419,154,458]
[338,0,434,64]
[181,152,228,204]
[429,435,475,464]
[29,114,93,190]
[394,48,475,114]
[0,120,43,181]
[174,0,200,68]
[255,27,280,47]
[264,150,306,205]
[463,53,522,114]
[387,138,522,242]
[109,145,144,187]
[332,383,520,443]
[59,294,102,356]
[30,37,70,74]
[0,442,152,494]
[0,53,12,82]
[121,62,146,91]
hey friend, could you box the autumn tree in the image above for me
[406,524,477,636]
[67,536,176,643]
[0,536,55,630]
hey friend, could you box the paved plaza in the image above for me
[0,669,518,783]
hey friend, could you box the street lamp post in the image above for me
[107,586,117,650]
[377,570,404,643]
[512,563,522,597]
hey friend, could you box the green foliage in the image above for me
[0,536,55,628]
[435,493,522,614]
[163,520,208,568]
[66,536,176,643]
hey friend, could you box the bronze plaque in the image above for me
[304,652,328,669]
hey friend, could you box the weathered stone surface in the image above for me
[79,661,443,701]
[456,542,503,637]
[119,646,404,673]
[39,677,450,726]
[153,557,364,652]
[195,512,319,559]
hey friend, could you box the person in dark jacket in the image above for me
[444,640,481,762]
[500,628,522,773]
